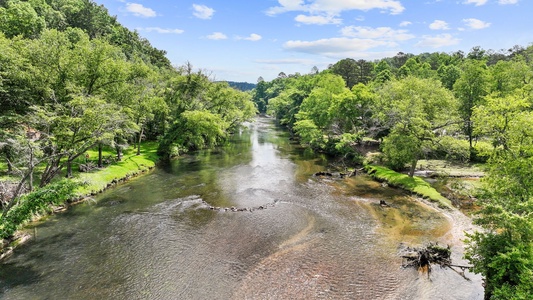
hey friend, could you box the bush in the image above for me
[472,141,493,162]
[433,136,470,162]
[0,179,79,239]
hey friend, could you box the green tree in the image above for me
[466,86,533,299]
[0,0,45,38]
[33,95,130,184]
[453,60,489,160]
[329,58,359,88]
[437,64,461,90]
[376,76,458,176]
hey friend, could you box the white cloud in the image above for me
[399,21,412,27]
[137,27,184,34]
[498,0,518,4]
[193,4,215,19]
[237,33,262,41]
[266,0,404,16]
[463,18,491,29]
[125,3,156,17]
[429,20,450,30]
[415,34,461,48]
[340,26,415,41]
[295,14,342,25]
[207,32,227,40]
[283,37,396,58]
[463,0,488,6]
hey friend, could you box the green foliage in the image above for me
[293,119,325,149]
[381,127,421,171]
[473,93,533,152]
[376,76,458,175]
[329,58,374,88]
[437,64,461,90]
[158,110,229,157]
[465,84,533,299]
[433,136,470,162]
[453,59,489,157]
[0,179,79,239]
[0,0,45,38]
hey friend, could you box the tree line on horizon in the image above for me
[252,44,533,299]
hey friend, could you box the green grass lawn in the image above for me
[365,164,452,209]
[73,142,159,197]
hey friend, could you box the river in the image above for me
[0,117,483,299]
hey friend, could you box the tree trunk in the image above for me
[28,149,33,192]
[116,146,122,161]
[408,158,417,177]
[137,127,144,156]
[467,119,475,161]
[40,159,61,187]
[66,160,73,178]
[98,143,103,168]
[6,159,13,173]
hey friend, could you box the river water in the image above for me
[0,117,483,299]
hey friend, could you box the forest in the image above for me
[0,0,532,299]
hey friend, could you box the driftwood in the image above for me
[400,243,472,280]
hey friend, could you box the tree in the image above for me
[0,0,45,39]
[329,83,375,135]
[437,64,461,90]
[453,60,489,160]
[158,110,228,158]
[473,93,532,152]
[252,79,268,113]
[33,95,130,184]
[465,83,533,299]
[376,76,458,176]
[329,58,359,88]
[0,33,35,114]
[489,58,533,97]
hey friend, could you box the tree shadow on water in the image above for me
[0,261,42,294]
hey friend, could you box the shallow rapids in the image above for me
[0,117,483,299]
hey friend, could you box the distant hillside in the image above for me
[225,81,256,91]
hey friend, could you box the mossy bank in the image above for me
[364,164,452,209]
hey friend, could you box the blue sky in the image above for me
[93,0,532,83]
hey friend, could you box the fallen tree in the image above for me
[400,243,472,280]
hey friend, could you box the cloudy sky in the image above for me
[94,0,532,83]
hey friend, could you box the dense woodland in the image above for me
[252,47,533,298]
[0,0,532,299]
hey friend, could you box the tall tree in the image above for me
[376,76,458,175]
[453,60,489,160]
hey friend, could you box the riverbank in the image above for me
[0,142,159,260]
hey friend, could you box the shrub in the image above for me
[0,180,79,239]
[433,136,470,162]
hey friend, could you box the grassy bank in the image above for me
[74,142,159,197]
[364,164,452,209]
[0,142,159,247]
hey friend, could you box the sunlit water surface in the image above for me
[0,117,483,299]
